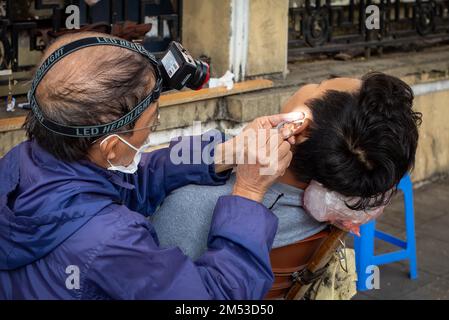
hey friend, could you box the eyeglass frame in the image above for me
[91,106,160,145]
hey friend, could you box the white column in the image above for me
[229,0,249,82]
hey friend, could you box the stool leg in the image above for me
[399,175,418,280]
[354,220,376,291]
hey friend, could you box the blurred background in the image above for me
[0,0,448,299]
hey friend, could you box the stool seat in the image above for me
[354,174,418,291]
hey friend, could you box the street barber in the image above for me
[0,32,305,299]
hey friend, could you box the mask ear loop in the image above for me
[100,134,142,169]
[100,134,139,152]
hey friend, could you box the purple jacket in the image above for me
[0,132,278,299]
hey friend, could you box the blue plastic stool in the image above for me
[354,174,418,291]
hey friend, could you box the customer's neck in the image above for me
[277,169,309,190]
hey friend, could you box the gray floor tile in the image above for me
[357,263,433,300]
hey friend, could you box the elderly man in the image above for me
[0,32,305,299]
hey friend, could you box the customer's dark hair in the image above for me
[291,72,422,210]
[24,32,156,162]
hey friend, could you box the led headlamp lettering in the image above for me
[35,48,64,79]
[30,98,44,123]
[96,37,151,58]
[28,37,162,138]
[76,127,99,136]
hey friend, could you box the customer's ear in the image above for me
[289,118,311,145]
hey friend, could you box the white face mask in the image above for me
[100,134,152,174]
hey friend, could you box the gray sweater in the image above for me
[151,175,327,260]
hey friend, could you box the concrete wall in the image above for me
[246,0,289,77]
[182,0,232,78]
[412,90,449,182]
[182,0,289,79]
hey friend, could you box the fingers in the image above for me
[277,149,293,176]
[256,112,305,129]
[276,112,306,125]
[257,117,275,130]
[279,126,293,140]
[269,136,291,172]
[246,111,306,134]
[278,139,291,157]
[287,135,296,145]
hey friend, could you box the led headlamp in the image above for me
[28,36,210,138]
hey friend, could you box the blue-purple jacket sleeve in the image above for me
[125,130,232,215]
[83,195,278,300]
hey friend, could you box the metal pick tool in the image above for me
[276,119,305,139]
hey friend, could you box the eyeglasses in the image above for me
[118,107,161,134]
[91,107,161,144]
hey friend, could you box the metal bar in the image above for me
[289,33,449,54]
[288,0,449,58]
[372,250,409,265]
[375,230,408,249]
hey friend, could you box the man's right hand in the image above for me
[233,129,293,202]
[230,114,308,204]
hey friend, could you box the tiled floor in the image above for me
[351,177,449,300]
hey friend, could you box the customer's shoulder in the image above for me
[151,175,236,232]
[163,174,236,206]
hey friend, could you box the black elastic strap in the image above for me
[268,193,284,210]
[292,265,329,286]
[28,36,162,138]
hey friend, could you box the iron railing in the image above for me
[288,0,449,57]
[0,0,181,71]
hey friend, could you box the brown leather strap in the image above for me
[265,229,330,299]
[285,227,347,300]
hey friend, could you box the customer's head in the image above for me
[24,32,159,167]
[283,72,422,210]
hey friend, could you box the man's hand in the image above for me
[214,112,306,173]
[215,112,307,202]
[232,130,293,202]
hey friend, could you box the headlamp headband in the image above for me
[28,36,162,138]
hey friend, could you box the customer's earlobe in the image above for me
[295,134,310,145]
